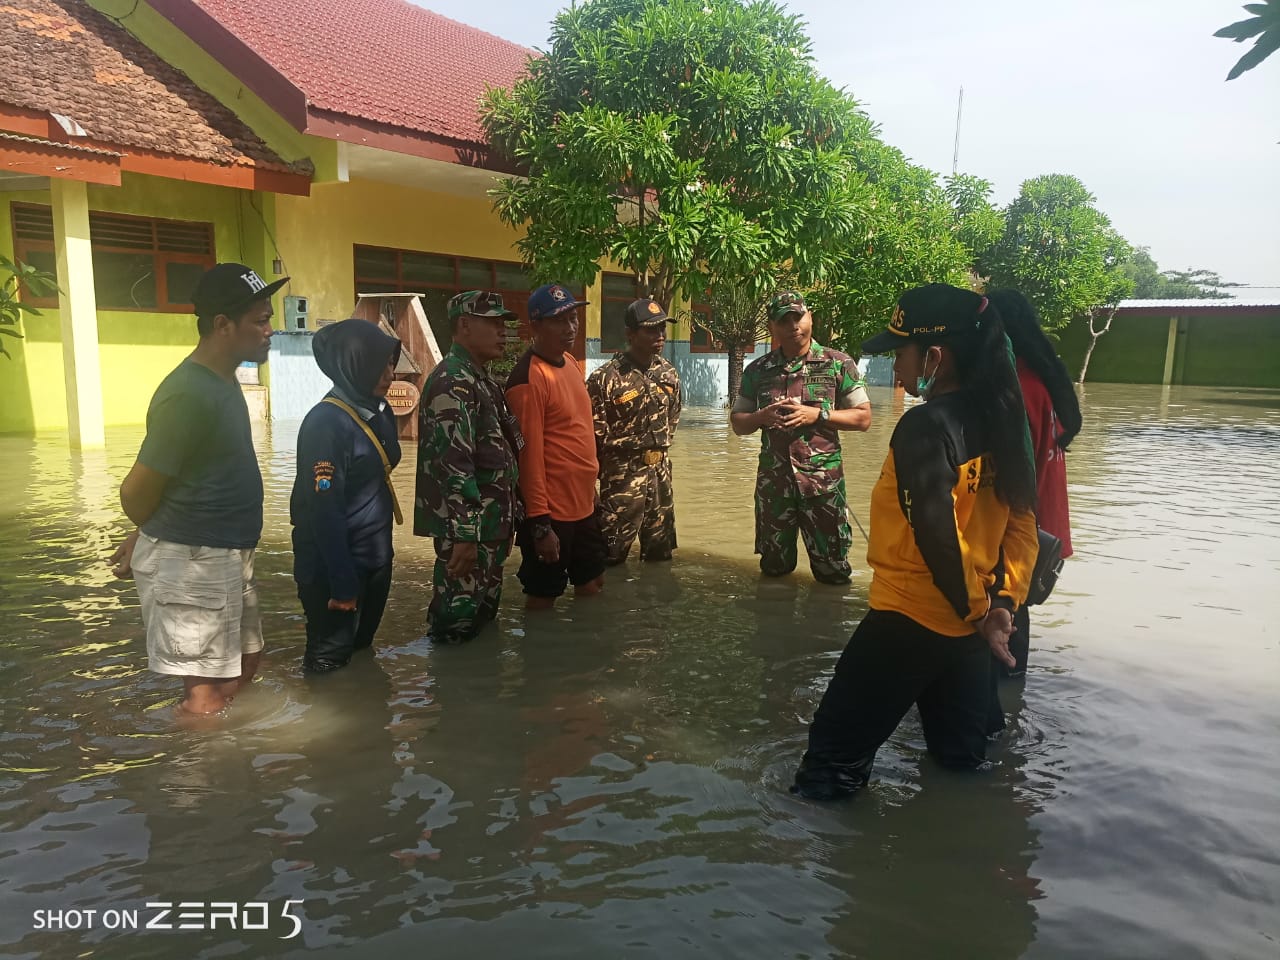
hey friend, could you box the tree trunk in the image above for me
[727,344,746,406]
[1077,306,1117,385]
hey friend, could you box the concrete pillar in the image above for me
[1161,315,1178,386]
[51,179,105,448]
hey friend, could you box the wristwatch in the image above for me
[817,406,831,424]
[532,519,553,541]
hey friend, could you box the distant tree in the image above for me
[688,279,772,401]
[1155,268,1243,299]
[1077,261,1137,385]
[1124,247,1242,299]
[983,174,1134,335]
[1215,0,1280,80]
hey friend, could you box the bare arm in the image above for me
[829,402,872,432]
[119,461,171,527]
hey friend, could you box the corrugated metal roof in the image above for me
[1118,299,1280,309]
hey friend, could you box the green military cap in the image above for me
[448,290,517,324]
[768,290,808,322]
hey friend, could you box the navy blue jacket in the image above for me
[290,402,401,600]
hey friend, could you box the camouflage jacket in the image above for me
[586,352,681,459]
[737,341,868,497]
[414,343,521,542]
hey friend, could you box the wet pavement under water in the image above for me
[0,383,1277,959]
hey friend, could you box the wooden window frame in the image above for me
[10,202,215,313]
[353,244,586,358]
[689,301,727,354]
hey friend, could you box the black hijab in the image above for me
[313,319,402,420]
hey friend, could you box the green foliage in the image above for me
[813,142,975,352]
[982,174,1134,333]
[489,331,528,379]
[1215,0,1280,80]
[1124,247,1242,299]
[945,173,1004,264]
[0,255,59,360]
[481,0,873,310]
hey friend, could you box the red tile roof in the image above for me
[180,0,533,146]
[0,0,310,175]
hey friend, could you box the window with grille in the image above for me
[11,203,216,313]
[354,244,586,356]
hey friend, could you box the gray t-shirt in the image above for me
[139,360,263,549]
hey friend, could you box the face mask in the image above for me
[916,350,940,399]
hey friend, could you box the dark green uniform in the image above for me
[415,342,521,641]
[734,341,869,583]
[587,351,681,564]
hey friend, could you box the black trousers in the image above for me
[794,608,992,800]
[297,564,393,672]
[516,513,607,599]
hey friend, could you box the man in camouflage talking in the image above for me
[415,291,523,643]
[730,292,872,584]
[587,298,681,565]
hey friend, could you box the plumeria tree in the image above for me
[482,0,874,366]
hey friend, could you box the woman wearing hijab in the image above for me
[290,319,403,673]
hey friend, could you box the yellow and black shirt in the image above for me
[867,392,1038,637]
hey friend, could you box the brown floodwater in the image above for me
[0,383,1277,959]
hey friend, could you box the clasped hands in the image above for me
[758,399,821,431]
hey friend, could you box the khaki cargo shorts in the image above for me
[132,534,263,679]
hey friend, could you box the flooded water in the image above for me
[1,383,1278,960]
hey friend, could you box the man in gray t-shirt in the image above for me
[112,263,285,718]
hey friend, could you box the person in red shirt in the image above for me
[987,289,1080,679]
[505,284,606,609]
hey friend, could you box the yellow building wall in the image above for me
[0,174,253,434]
[275,177,606,339]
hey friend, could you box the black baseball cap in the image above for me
[192,263,289,319]
[623,298,674,329]
[861,283,988,354]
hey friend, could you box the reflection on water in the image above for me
[1,384,1278,959]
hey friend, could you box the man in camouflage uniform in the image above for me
[415,291,523,643]
[587,298,681,565]
[730,291,872,584]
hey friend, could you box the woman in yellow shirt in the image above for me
[793,283,1039,801]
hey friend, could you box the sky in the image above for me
[415,0,1280,291]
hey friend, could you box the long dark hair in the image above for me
[987,289,1082,449]
[923,298,1037,513]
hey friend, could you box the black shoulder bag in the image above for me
[1026,528,1064,607]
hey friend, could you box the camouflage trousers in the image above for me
[754,470,852,584]
[428,538,510,643]
[599,452,677,565]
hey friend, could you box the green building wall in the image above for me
[1055,310,1280,389]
